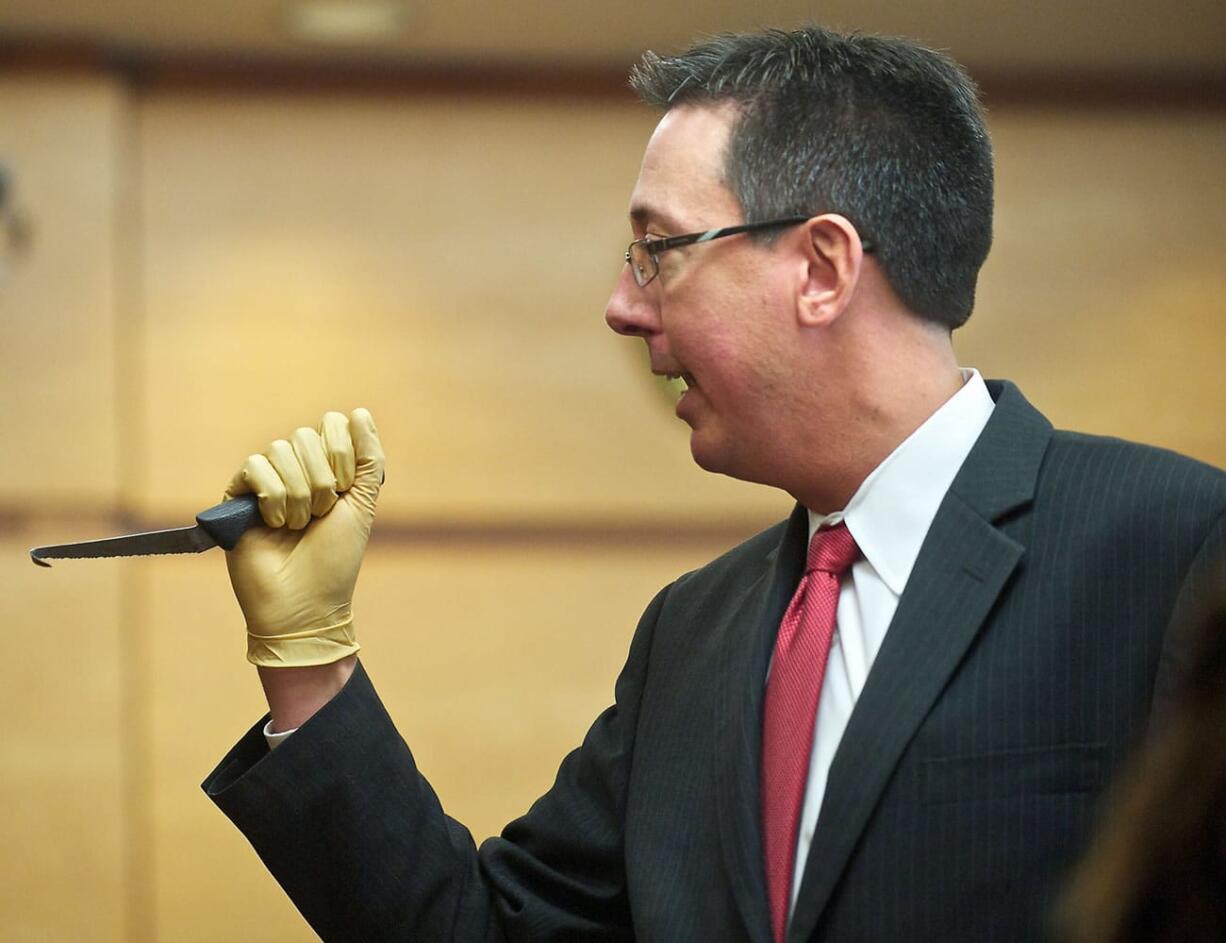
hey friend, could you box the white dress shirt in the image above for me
[787,368,995,909]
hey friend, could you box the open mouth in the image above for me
[651,364,695,407]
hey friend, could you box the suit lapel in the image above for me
[786,381,1053,942]
[715,504,809,943]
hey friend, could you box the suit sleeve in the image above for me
[202,585,670,943]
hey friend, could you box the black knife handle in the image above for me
[196,494,263,550]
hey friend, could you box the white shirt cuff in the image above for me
[263,719,299,751]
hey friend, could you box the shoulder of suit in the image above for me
[1041,429,1226,518]
[668,517,791,597]
[1047,429,1226,481]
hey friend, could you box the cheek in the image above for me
[703,305,791,395]
[663,265,793,402]
[663,311,741,384]
[693,332,780,417]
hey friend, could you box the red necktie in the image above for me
[761,522,860,943]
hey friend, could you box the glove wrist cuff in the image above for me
[246,617,360,668]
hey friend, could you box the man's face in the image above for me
[605,103,798,484]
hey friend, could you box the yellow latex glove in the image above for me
[223,408,384,668]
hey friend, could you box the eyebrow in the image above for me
[630,204,686,235]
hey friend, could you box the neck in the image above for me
[785,324,964,514]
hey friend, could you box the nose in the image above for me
[605,264,661,337]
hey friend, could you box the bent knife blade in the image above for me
[30,494,262,567]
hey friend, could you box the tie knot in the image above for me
[806,522,859,575]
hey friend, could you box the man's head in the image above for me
[605,26,992,507]
[629,25,994,330]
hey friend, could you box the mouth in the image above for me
[656,369,695,391]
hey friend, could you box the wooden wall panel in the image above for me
[0,77,126,507]
[145,538,735,941]
[3,74,1224,943]
[963,111,1226,465]
[0,76,132,943]
[0,535,126,943]
[133,97,1226,533]
[133,551,308,942]
[135,93,790,527]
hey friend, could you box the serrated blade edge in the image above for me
[31,525,217,566]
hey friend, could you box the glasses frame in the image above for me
[625,215,875,288]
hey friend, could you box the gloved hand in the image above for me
[223,408,384,668]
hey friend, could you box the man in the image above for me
[204,26,1226,943]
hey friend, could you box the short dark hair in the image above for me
[630,26,994,330]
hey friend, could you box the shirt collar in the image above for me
[808,368,996,596]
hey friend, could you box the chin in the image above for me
[689,432,744,480]
[689,446,723,475]
[688,429,726,474]
[690,430,777,488]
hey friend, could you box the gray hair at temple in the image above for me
[630,26,994,330]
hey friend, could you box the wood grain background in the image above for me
[1,71,1223,941]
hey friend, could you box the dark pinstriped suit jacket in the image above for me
[205,381,1226,942]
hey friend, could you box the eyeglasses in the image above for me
[624,215,875,288]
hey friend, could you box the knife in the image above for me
[30,494,263,567]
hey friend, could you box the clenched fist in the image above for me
[223,408,384,668]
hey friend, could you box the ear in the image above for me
[796,214,868,328]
